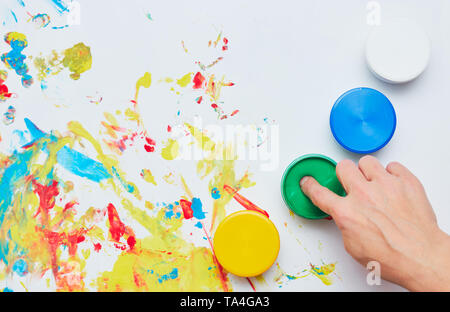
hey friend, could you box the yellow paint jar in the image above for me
[213,210,280,277]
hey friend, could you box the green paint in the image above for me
[281,154,345,219]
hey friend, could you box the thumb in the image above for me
[300,176,343,216]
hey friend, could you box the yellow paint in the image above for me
[96,199,231,291]
[135,72,152,100]
[160,77,174,83]
[161,139,179,160]
[62,43,92,80]
[163,172,175,184]
[185,123,216,152]
[176,72,192,88]
[33,50,63,81]
[67,121,141,200]
[213,211,280,277]
[141,169,157,185]
[124,108,139,121]
[309,263,336,286]
[5,32,28,45]
[195,141,255,232]
[145,201,154,210]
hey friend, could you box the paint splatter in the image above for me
[274,262,337,286]
[0,70,13,101]
[62,43,92,80]
[30,13,51,28]
[211,187,221,199]
[32,42,92,88]
[223,184,269,218]
[3,106,16,125]
[1,32,33,87]
[141,169,156,185]
[161,139,179,160]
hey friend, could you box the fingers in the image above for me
[300,176,344,216]
[358,155,386,181]
[386,161,418,181]
[336,159,367,193]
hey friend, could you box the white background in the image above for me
[1,0,450,292]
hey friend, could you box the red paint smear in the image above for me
[247,277,256,291]
[43,229,87,257]
[167,125,172,132]
[107,203,126,242]
[223,184,269,218]
[193,72,206,89]
[33,180,59,217]
[230,109,239,116]
[127,236,136,250]
[223,38,229,44]
[196,96,203,104]
[211,103,218,109]
[63,201,78,213]
[145,137,156,145]
[94,243,102,252]
[0,84,12,100]
[106,203,136,250]
[200,221,229,292]
[222,46,228,51]
[133,271,147,289]
[179,199,194,219]
[144,144,155,152]
[144,136,156,153]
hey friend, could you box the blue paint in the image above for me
[211,187,221,199]
[191,198,205,220]
[10,11,17,23]
[24,118,112,182]
[165,209,174,219]
[48,0,69,14]
[58,147,111,183]
[32,13,51,28]
[51,25,69,30]
[12,258,28,276]
[1,33,33,87]
[17,0,25,7]
[194,221,202,229]
[0,149,34,228]
[157,268,178,283]
[112,167,135,193]
[2,287,13,292]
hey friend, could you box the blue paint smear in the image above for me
[0,148,34,228]
[48,0,69,14]
[24,118,111,182]
[211,187,221,199]
[10,11,17,23]
[165,209,174,219]
[191,198,205,220]
[1,34,33,87]
[17,0,25,7]
[57,146,111,183]
[12,258,28,276]
[2,287,13,292]
[194,221,202,229]
[51,25,69,30]
[157,268,178,283]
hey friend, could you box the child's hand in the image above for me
[300,156,450,291]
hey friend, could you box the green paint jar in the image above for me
[281,154,346,219]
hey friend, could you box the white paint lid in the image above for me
[366,19,431,84]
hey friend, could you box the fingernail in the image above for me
[300,176,310,187]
